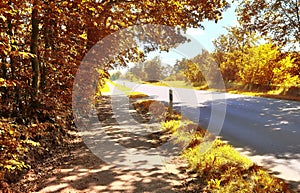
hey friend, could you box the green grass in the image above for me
[110,81,131,92]
[145,80,214,91]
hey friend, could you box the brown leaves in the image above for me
[1,0,234,186]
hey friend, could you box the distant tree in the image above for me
[124,71,138,81]
[174,59,188,73]
[144,56,163,81]
[212,26,258,81]
[110,71,122,80]
[174,50,216,86]
[129,62,146,80]
[162,64,174,79]
[183,60,202,85]
[239,43,279,86]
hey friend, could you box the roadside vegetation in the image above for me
[121,3,299,101]
[110,81,148,99]
[142,80,300,102]
[133,99,294,192]
[1,0,229,189]
[1,0,298,191]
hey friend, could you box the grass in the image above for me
[133,99,182,121]
[126,92,148,99]
[110,81,131,92]
[133,99,294,192]
[110,81,148,99]
[143,80,195,89]
[225,82,300,101]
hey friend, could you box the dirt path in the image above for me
[36,145,189,192]
[11,96,198,193]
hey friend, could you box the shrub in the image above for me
[0,119,40,181]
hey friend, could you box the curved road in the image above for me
[114,80,300,190]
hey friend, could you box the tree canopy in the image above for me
[0,0,232,179]
[236,0,300,49]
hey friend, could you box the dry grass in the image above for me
[110,82,149,99]
[223,82,300,101]
[127,92,148,99]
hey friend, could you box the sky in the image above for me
[113,2,238,73]
[187,3,238,52]
[151,2,238,67]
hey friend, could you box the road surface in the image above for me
[113,80,300,190]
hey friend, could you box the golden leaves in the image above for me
[79,33,88,40]
[0,15,6,22]
[18,51,36,59]
[0,0,234,181]
[0,78,16,87]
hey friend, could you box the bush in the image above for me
[0,119,40,181]
[175,71,186,81]
[164,75,176,81]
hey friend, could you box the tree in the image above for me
[272,54,299,90]
[183,60,202,85]
[212,26,258,81]
[110,71,122,80]
[238,43,280,86]
[237,43,298,88]
[162,64,173,79]
[30,0,41,96]
[144,56,163,81]
[0,0,233,179]
[0,0,230,117]
[175,49,217,86]
[236,0,300,49]
[129,62,146,80]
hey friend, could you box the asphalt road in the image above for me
[114,80,300,189]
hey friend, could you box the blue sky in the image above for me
[112,3,238,73]
[142,2,238,68]
[188,3,238,52]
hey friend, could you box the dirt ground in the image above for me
[8,96,201,193]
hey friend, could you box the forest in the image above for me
[0,0,299,191]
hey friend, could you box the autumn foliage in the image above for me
[177,21,299,93]
[0,0,232,186]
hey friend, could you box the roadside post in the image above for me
[169,89,173,115]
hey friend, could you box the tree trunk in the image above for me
[41,1,52,90]
[30,0,40,96]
